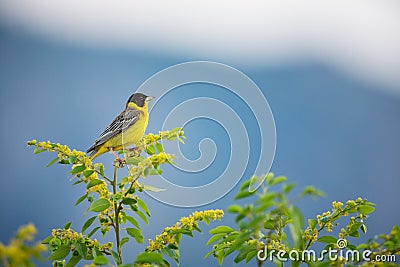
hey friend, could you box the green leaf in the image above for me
[308,219,317,229]
[83,169,95,178]
[135,210,148,224]
[269,175,287,186]
[206,233,225,246]
[98,164,105,176]
[175,233,182,244]
[41,235,53,244]
[246,250,257,263]
[234,245,254,263]
[193,224,202,232]
[227,205,242,213]
[235,213,246,223]
[82,216,97,233]
[349,230,360,237]
[89,198,111,212]
[72,179,83,185]
[65,255,82,267]
[145,145,156,155]
[137,199,151,216]
[144,167,160,177]
[122,197,137,205]
[68,156,78,164]
[209,225,235,234]
[358,205,375,214]
[130,204,138,212]
[75,243,87,259]
[317,236,337,244]
[216,248,225,265]
[162,247,179,264]
[86,179,104,189]
[126,215,141,229]
[127,228,144,244]
[234,190,255,200]
[264,217,275,229]
[71,164,86,175]
[87,226,100,238]
[315,261,333,267]
[361,224,367,234]
[155,142,164,153]
[125,156,144,166]
[240,179,252,191]
[74,193,88,206]
[33,147,46,154]
[283,183,295,194]
[301,186,325,198]
[48,244,70,260]
[46,157,59,167]
[64,221,72,229]
[121,237,129,247]
[111,250,121,265]
[171,228,193,237]
[348,224,362,237]
[204,250,214,259]
[66,255,81,267]
[136,252,164,265]
[93,255,109,265]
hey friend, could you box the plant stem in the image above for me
[113,165,122,264]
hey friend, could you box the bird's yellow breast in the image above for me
[103,103,149,151]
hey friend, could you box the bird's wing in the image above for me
[87,108,142,152]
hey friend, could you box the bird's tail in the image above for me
[86,146,108,160]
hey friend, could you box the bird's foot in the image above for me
[110,148,125,167]
[114,157,125,167]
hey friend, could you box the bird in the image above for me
[86,92,154,159]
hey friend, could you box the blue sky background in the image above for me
[0,2,399,266]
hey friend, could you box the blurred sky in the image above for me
[0,1,399,266]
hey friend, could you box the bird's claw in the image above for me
[114,157,125,167]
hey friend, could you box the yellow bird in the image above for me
[87,93,154,159]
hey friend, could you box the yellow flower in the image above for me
[146,209,224,252]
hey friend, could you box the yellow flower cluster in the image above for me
[28,140,113,207]
[87,181,109,198]
[267,239,288,252]
[338,216,357,240]
[332,201,344,210]
[317,211,333,232]
[134,264,160,267]
[127,153,173,179]
[149,152,172,165]
[50,228,111,254]
[146,209,224,252]
[141,128,184,146]
[303,227,319,242]
[28,140,92,167]
[0,224,47,267]
[27,140,102,183]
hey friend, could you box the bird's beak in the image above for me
[145,96,154,102]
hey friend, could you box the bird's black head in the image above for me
[126,93,154,108]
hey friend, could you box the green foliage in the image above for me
[21,132,400,266]
[0,224,47,267]
[144,209,224,265]
[206,173,400,266]
[26,128,223,266]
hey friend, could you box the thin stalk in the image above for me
[113,165,122,263]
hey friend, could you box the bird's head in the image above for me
[126,93,154,109]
